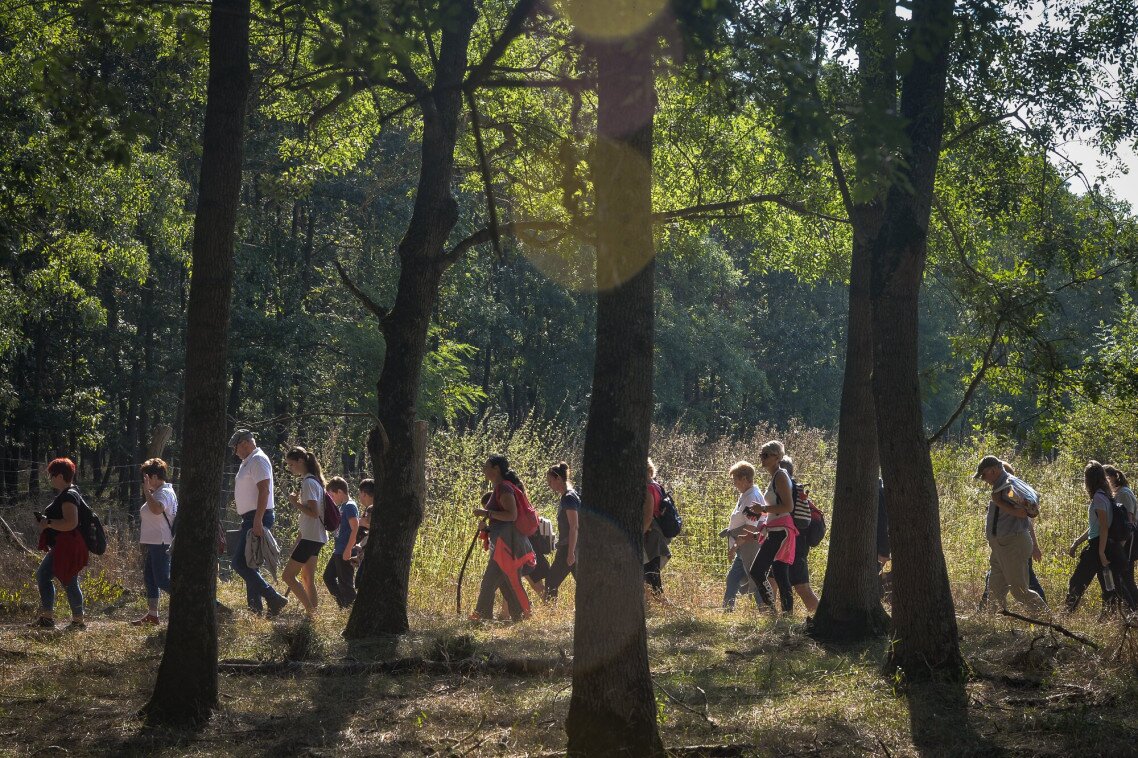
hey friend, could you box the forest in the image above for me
[2,0,1138,755]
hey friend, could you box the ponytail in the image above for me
[287,446,325,486]
[504,470,526,493]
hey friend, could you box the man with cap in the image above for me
[975,455,1048,615]
[229,429,288,616]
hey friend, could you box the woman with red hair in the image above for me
[33,458,89,629]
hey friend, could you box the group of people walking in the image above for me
[27,427,1138,629]
[977,455,1138,617]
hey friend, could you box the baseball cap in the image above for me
[973,455,1003,479]
[227,428,255,448]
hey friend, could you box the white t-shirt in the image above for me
[140,483,178,545]
[727,484,766,549]
[298,476,329,543]
[235,448,274,516]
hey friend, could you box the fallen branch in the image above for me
[218,654,571,678]
[1000,610,1099,649]
[0,515,40,562]
[656,683,718,729]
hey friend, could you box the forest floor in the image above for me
[2,575,1138,758]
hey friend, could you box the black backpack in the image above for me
[654,484,683,540]
[1106,490,1134,542]
[72,487,107,556]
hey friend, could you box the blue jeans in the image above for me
[723,556,761,609]
[142,543,172,600]
[36,551,84,616]
[231,510,283,611]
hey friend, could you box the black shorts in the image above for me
[290,539,325,563]
[789,533,810,585]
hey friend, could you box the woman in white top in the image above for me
[134,458,178,626]
[284,447,329,617]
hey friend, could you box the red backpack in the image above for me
[308,476,342,533]
[504,482,539,537]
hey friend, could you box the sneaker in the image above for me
[131,614,160,626]
[67,618,87,631]
[265,593,288,618]
[28,616,54,628]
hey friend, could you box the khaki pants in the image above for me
[988,531,1048,614]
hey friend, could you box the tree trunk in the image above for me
[811,211,889,641]
[810,0,895,642]
[869,0,962,681]
[143,0,250,727]
[345,0,476,639]
[566,33,662,757]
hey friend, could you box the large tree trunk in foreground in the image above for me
[345,0,476,639]
[810,0,894,642]
[566,34,662,757]
[870,0,962,681]
[143,0,250,727]
[811,214,889,641]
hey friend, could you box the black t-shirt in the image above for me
[43,487,82,546]
[557,489,580,547]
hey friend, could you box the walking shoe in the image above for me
[67,618,87,630]
[131,614,160,626]
[28,615,54,628]
[265,593,288,618]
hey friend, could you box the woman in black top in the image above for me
[543,461,580,600]
[33,458,88,629]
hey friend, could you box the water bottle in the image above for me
[1102,568,1116,593]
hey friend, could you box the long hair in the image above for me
[287,446,325,486]
[1105,464,1130,488]
[487,454,525,492]
[1085,460,1109,499]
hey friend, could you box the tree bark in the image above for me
[143,0,250,727]
[566,33,663,757]
[810,0,895,642]
[869,0,963,681]
[345,0,477,639]
[811,210,889,641]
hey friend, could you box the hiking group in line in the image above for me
[27,427,1138,628]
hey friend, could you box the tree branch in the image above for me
[333,259,388,322]
[655,194,850,225]
[465,88,503,261]
[928,317,1003,443]
[943,107,1022,151]
[1001,610,1099,649]
[465,0,539,88]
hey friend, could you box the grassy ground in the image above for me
[2,425,1137,756]
[2,573,1138,756]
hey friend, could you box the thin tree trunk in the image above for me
[345,0,477,639]
[870,0,962,681]
[566,33,662,757]
[143,0,250,726]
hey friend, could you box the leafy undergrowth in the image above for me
[2,579,1138,757]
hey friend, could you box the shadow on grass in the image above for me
[906,679,999,758]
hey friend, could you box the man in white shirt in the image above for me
[228,429,287,616]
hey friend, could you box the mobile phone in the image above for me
[33,511,44,522]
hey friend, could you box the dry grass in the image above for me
[2,422,1137,756]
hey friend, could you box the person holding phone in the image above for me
[133,458,178,626]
